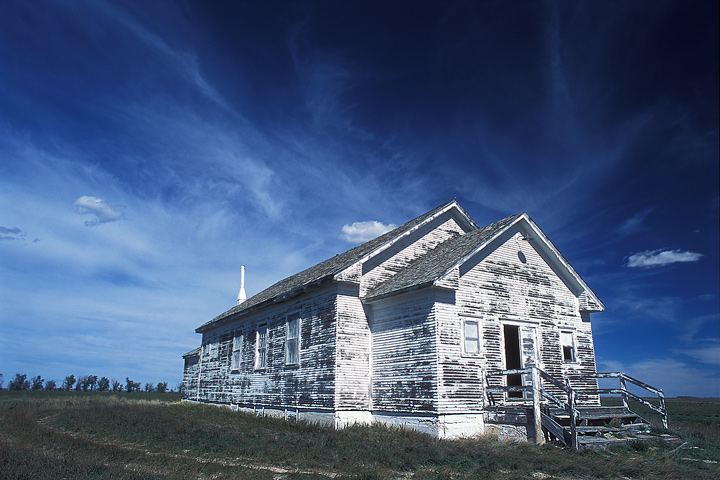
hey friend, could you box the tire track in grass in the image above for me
[37,413,342,478]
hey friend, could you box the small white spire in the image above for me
[237,265,247,305]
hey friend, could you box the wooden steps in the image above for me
[484,368,672,451]
[542,405,678,450]
[487,403,677,450]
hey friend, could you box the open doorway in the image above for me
[504,324,523,398]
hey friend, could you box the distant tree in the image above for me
[87,375,98,391]
[125,377,140,393]
[63,374,76,391]
[9,374,30,390]
[144,383,154,392]
[111,379,122,392]
[156,382,168,393]
[97,377,110,392]
[75,375,86,391]
[0,373,4,390]
[176,382,184,396]
[44,379,57,391]
[31,375,44,390]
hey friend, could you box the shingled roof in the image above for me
[196,200,472,332]
[364,212,524,302]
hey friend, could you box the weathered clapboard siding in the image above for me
[371,291,437,413]
[435,288,486,414]
[359,213,468,296]
[455,226,598,406]
[335,283,371,410]
[182,352,200,398]
[193,284,338,410]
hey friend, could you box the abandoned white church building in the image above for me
[183,200,666,446]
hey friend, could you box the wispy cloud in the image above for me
[618,209,653,235]
[90,0,231,112]
[340,221,396,243]
[626,249,703,268]
[682,344,720,365]
[74,196,126,226]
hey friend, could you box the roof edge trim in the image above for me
[335,199,476,280]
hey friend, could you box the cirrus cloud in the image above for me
[340,221,396,243]
[74,196,126,226]
[626,249,703,268]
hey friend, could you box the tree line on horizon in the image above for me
[0,372,181,394]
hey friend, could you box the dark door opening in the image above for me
[504,324,523,398]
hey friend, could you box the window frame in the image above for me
[462,319,481,356]
[560,331,576,363]
[203,337,218,360]
[285,312,300,366]
[255,324,268,370]
[231,333,243,372]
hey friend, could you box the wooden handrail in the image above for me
[592,372,667,428]
[485,367,668,449]
[486,366,579,449]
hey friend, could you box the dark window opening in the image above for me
[561,332,575,363]
[504,324,523,398]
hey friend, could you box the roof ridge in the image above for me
[196,199,470,332]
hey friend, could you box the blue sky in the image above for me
[1,1,717,396]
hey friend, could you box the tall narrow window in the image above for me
[255,324,267,370]
[463,320,480,355]
[231,334,242,371]
[285,313,300,365]
[560,331,575,363]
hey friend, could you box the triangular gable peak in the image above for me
[436,213,604,312]
[334,200,477,290]
[363,213,522,301]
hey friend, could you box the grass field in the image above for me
[1,391,718,479]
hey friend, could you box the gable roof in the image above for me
[196,202,603,333]
[196,199,474,333]
[365,212,604,312]
[364,213,524,301]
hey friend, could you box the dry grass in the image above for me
[1,391,718,479]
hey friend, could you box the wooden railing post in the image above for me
[619,375,629,411]
[531,366,543,445]
[659,392,668,429]
[565,376,579,451]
